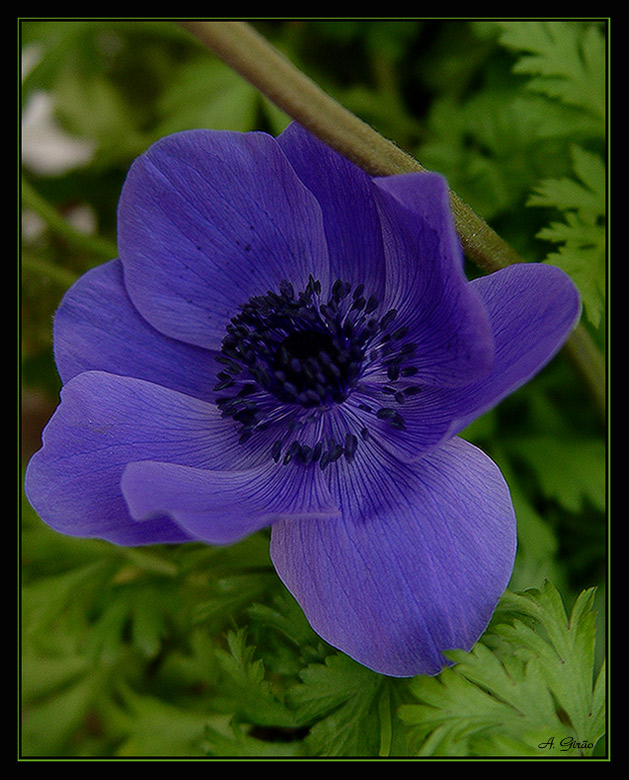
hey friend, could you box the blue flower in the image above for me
[24,123,581,677]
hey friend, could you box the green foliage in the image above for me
[529,145,606,326]
[418,22,604,220]
[514,434,605,514]
[418,20,606,331]
[492,21,606,328]
[211,628,298,728]
[493,21,605,123]
[400,581,605,757]
[21,19,607,759]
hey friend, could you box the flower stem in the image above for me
[178,20,605,420]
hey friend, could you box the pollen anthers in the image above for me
[214,275,422,468]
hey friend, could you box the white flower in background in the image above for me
[21,45,95,176]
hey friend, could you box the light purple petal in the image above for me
[429,262,582,436]
[23,371,256,545]
[277,122,387,300]
[270,437,516,677]
[372,173,494,387]
[54,259,220,401]
[121,459,339,546]
[118,129,330,349]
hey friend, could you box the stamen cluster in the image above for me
[214,275,422,467]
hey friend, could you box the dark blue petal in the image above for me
[118,129,330,349]
[372,173,495,387]
[277,123,387,301]
[270,437,516,677]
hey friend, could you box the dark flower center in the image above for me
[214,275,421,468]
[272,329,351,406]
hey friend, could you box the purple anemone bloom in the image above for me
[24,123,580,677]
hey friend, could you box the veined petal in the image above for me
[118,129,330,349]
[277,122,387,300]
[23,371,256,545]
[270,437,516,677]
[121,459,339,546]
[54,259,220,401]
[433,262,582,436]
[373,173,494,386]
[355,263,581,463]
[344,390,454,463]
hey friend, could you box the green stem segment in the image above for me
[179,20,605,419]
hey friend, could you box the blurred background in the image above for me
[20,19,606,757]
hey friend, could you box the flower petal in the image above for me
[54,259,219,401]
[277,122,386,300]
[118,129,330,349]
[372,173,494,386]
[270,437,516,677]
[431,262,582,436]
[121,459,339,545]
[344,389,453,463]
[354,262,581,463]
[24,371,256,545]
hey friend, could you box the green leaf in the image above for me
[21,560,112,640]
[402,646,566,756]
[22,666,111,756]
[528,146,606,326]
[21,622,119,756]
[248,594,314,649]
[129,585,169,659]
[400,581,605,757]
[493,21,605,123]
[53,55,147,168]
[496,583,605,742]
[155,57,260,135]
[104,687,217,757]
[512,434,606,513]
[529,145,605,214]
[418,90,597,220]
[211,628,298,728]
[287,653,409,757]
[508,480,565,592]
[21,649,93,704]
[192,571,276,632]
